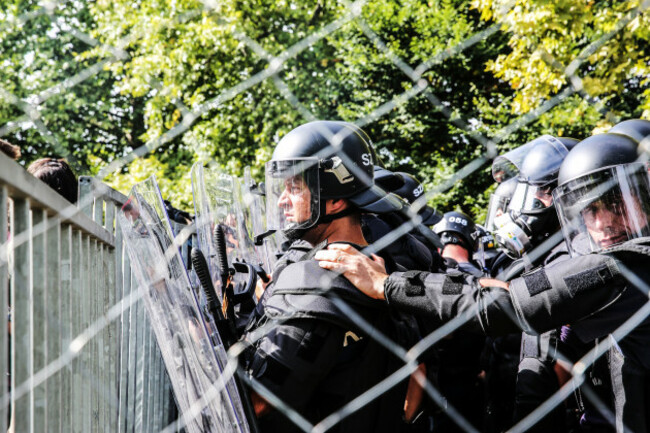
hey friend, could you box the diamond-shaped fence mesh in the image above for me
[1,0,650,432]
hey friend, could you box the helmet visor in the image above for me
[554,162,650,256]
[509,182,554,214]
[265,158,320,233]
[485,193,511,231]
[491,140,538,182]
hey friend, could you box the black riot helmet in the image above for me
[518,136,580,187]
[433,211,478,252]
[393,172,442,226]
[266,121,403,240]
[373,165,406,192]
[557,133,640,186]
[493,135,578,258]
[554,132,650,256]
[393,172,442,227]
[373,167,442,225]
[608,119,650,144]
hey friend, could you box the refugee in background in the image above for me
[0,139,20,161]
[27,157,78,204]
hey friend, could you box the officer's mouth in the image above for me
[600,233,628,247]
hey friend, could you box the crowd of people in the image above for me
[4,117,650,433]
[230,119,650,433]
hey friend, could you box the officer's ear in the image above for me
[326,198,349,214]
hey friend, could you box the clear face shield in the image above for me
[509,182,555,214]
[485,193,512,232]
[265,158,320,236]
[554,162,650,256]
[491,140,539,182]
[492,183,555,258]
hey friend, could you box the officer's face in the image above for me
[582,195,635,248]
[277,175,312,224]
[533,185,554,208]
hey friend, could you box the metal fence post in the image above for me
[70,228,83,433]
[0,187,9,433]
[12,198,33,433]
[46,216,62,432]
[126,269,138,433]
[60,223,73,432]
[32,209,47,432]
[134,291,146,433]
[117,242,131,433]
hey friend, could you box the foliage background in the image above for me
[1,0,649,222]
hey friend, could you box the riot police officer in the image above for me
[431,210,486,431]
[242,120,419,433]
[433,211,482,277]
[371,167,444,271]
[483,136,577,432]
[495,136,580,432]
[315,126,650,433]
[553,125,650,432]
[362,167,440,272]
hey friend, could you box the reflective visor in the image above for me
[485,193,511,231]
[554,162,650,256]
[491,140,538,182]
[509,182,554,214]
[265,158,320,233]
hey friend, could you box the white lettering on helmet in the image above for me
[361,153,372,166]
[448,216,468,226]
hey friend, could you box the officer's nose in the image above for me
[593,208,616,231]
[277,188,290,208]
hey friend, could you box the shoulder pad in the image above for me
[273,260,377,304]
[272,239,322,275]
[604,238,650,259]
[542,241,570,266]
[263,260,387,330]
[443,257,459,270]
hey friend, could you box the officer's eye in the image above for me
[612,204,624,216]
[532,199,545,209]
[582,204,597,219]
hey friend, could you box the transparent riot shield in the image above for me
[191,163,266,304]
[117,176,250,433]
[242,166,281,271]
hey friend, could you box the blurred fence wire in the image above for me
[1,0,650,432]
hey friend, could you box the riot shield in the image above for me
[242,166,281,271]
[117,176,250,433]
[191,163,267,304]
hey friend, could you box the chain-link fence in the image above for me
[2,0,650,432]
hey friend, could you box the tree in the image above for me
[3,0,648,222]
[0,0,146,174]
[88,0,516,214]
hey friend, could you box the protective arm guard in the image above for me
[384,271,521,336]
[509,253,625,335]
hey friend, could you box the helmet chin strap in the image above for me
[317,206,356,224]
[282,203,356,241]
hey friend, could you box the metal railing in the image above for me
[0,151,176,432]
